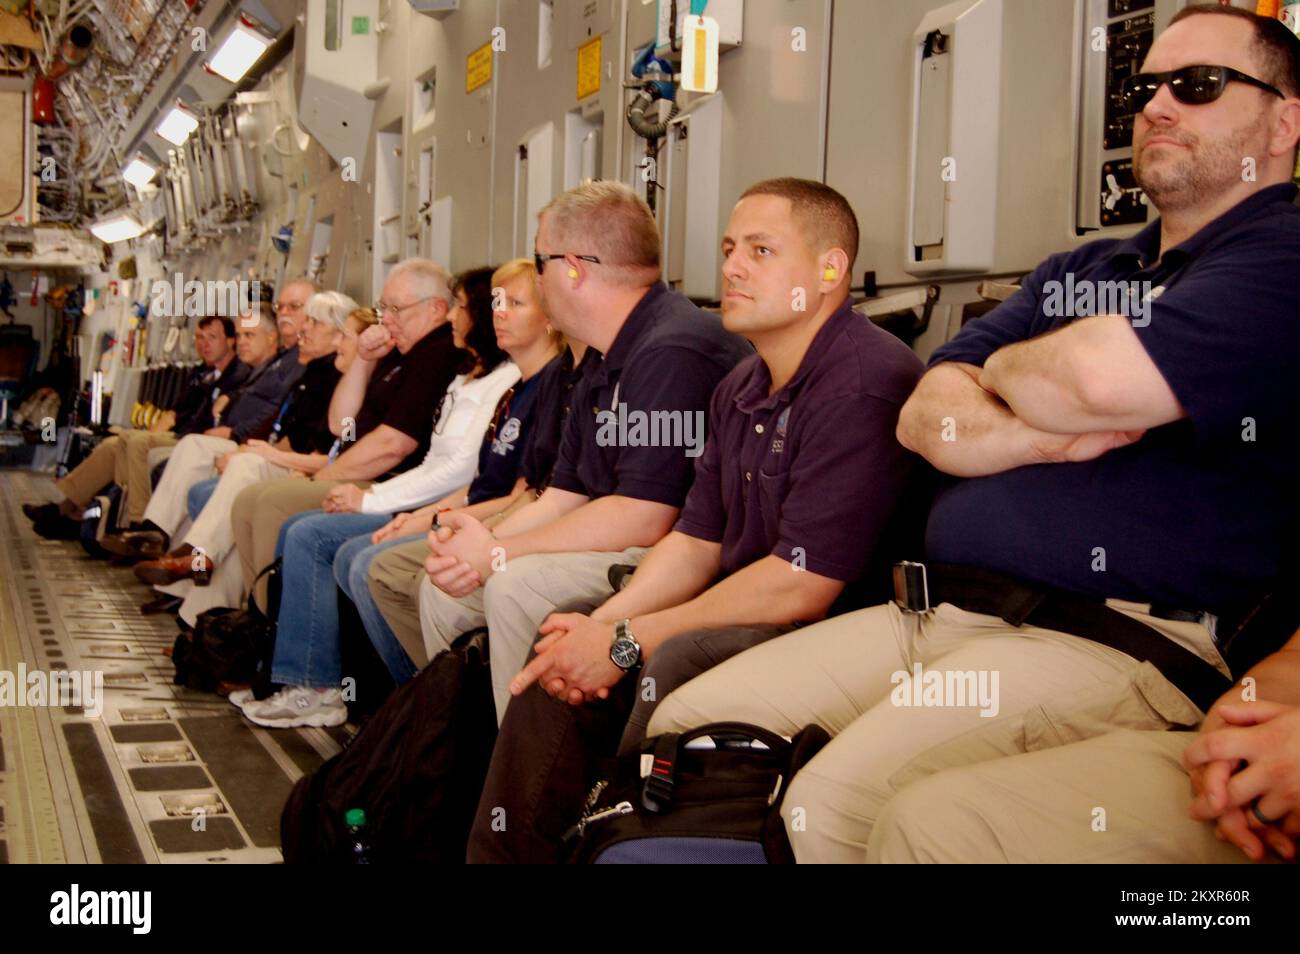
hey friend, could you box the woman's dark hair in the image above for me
[452,265,507,375]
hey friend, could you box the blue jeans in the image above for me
[270,509,389,688]
[187,478,219,519]
[334,534,419,685]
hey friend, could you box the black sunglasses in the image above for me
[534,252,601,274]
[1120,64,1285,113]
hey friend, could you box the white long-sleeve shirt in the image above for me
[360,361,521,514]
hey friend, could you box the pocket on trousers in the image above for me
[1023,660,1203,753]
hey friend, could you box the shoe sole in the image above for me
[100,538,164,560]
[243,708,348,729]
[133,565,207,586]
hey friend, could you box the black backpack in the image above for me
[279,628,497,863]
[169,559,281,694]
[566,722,831,864]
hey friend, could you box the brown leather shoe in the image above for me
[134,552,213,586]
[100,530,167,560]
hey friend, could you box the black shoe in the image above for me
[139,594,183,616]
[32,513,83,541]
[23,502,60,523]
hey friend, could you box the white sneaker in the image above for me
[242,686,347,728]
[227,688,255,709]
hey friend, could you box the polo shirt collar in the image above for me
[595,282,669,382]
[1109,182,1299,271]
[733,299,856,414]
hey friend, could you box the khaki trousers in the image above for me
[865,728,1261,864]
[231,477,370,611]
[367,536,436,669]
[416,547,650,722]
[142,434,236,539]
[647,599,1226,863]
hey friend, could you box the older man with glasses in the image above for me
[229,259,464,611]
[273,278,318,350]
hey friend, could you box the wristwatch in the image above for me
[609,618,642,672]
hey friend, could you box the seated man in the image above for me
[411,180,751,721]
[467,178,925,863]
[131,292,361,622]
[26,314,245,536]
[230,258,463,611]
[646,5,1300,863]
[238,263,561,727]
[116,277,315,529]
[102,300,303,558]
[867,625,1300,863]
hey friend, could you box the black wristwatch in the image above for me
[609,618,642,672]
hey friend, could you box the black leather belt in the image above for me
[892,562,1234,714]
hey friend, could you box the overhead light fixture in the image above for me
[207,17,274,83]
[155,101,200,145]
[89,212,145,244]
[122,155,159,190]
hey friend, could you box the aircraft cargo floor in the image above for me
[0,469,350,863]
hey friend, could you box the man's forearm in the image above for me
[315,434,404,481]
[898,363,1045,477]
[1210,643,1300,715]
[498,494,677,561]
[627,556,843,660]
[329,359,376,433]
[592,532,721,625]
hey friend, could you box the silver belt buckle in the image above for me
[893,561,930,614]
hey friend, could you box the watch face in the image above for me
[611,638,639,670]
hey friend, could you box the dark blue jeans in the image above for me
[333,534,419,684]
[269,509,388,688]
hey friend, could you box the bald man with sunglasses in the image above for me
[646,4,1300,863]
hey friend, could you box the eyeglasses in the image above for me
[534,252,601,274]
[375,294,438,317]
[1120,64,1285,114]
[275,300,306,312]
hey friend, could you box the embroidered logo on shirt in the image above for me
[492,417,522,456]
[771,407,790,455]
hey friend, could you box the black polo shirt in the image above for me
[175,357,249,437]
[521,346,592,492]
[548,283,751,506]
[273,353,342,456]
[675,301,924,580]
[352,322,460,474]
[926,182,1300,619]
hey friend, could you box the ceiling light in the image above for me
[208,18,274,83]
[89,212,145,244]
[156,102,200,145]
[122,155,159,190]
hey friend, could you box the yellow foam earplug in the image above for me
[823,267,838,281]
[568,269,579,279]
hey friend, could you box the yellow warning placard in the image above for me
[577,35,602,101]
[467,41,492,93]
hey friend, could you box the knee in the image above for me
[482,553,548,602]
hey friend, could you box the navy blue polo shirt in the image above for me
[675,301,924,580]
[926,183,1300,619]
[548,283,751,506]
[521,346,591,491]
[467,358,551,504]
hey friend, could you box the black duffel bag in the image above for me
[567,721,830,864]
[171,606,274,694]
[280,628,497,864]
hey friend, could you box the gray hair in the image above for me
[386,258,453,307]
[242,301,278,335]
[305,291,361,331]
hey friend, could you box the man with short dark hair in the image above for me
[647,6,1300,863]
[466,178,924,863]
[413,181,750,722]
[27,314,245,536]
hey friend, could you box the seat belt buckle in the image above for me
[893,561,930,614]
